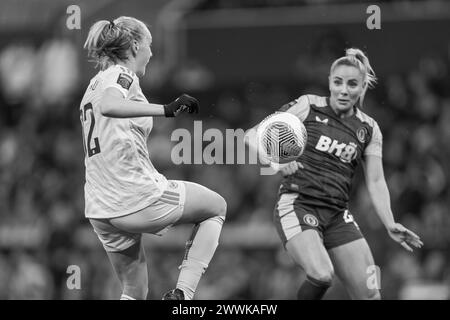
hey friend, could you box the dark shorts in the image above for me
[273,192,364,250]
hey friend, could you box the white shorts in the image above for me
[89,180,186,252]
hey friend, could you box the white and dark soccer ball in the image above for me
[256,112,307,164]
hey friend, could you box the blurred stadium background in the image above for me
[0,0,449,299]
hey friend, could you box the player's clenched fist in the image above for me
[279,161,304,177]
[164,94,199,117]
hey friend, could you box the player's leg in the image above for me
[274,193,334,299]
[324,210,381,300]
[286,231,334,299]
[89,218,148,300]
[106,240,149,300]
[328,238,381,300]
[166,181,226,300]
[174,181,227,225]
[107,180,226,300]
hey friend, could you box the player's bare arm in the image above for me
[363,154,423,251]
[99,87,164,117]
[100,88,199,118]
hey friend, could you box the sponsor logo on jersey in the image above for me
[303,214,319,227]
[315,116,329,124]
[357,127,367,143]
[315,135,358,163]
[117,73,133,90]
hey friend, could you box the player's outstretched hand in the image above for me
[164,94,199,117]
[387,223,423,252]
[279,161,304,177]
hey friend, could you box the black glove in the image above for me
[164,94,199,117]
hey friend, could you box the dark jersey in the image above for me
[278,95,383,211]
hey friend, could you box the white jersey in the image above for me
[80,64,168,219]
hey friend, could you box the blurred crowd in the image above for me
[1,33,450,299]
[196,0,427,10]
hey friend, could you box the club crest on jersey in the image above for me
[357,127,368,143]
[117,73,133,90]
[315,135,358,163]
[303,214,319,227]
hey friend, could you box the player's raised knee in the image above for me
[211,193,227,218]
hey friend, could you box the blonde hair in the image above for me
[330,48,377,107]
[84,16,150,70]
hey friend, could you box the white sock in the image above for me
[120,293,136,300]
[176,215,224,300]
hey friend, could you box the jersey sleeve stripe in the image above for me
[277,193,303,241]
[159,198,180,206]
[164,190,180,197]
[306,95,327,108]
[284,95,310,122]
[355,109,375,127]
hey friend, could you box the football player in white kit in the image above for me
[81,16,226,300]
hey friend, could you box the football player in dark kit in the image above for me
[247,48,423,299]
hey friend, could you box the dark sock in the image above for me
[297,275,332,300]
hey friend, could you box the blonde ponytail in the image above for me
[330,48,377,107]
[84,17,150,70]
[84,20,111,54]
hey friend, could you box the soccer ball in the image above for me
[256,112,307,164]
